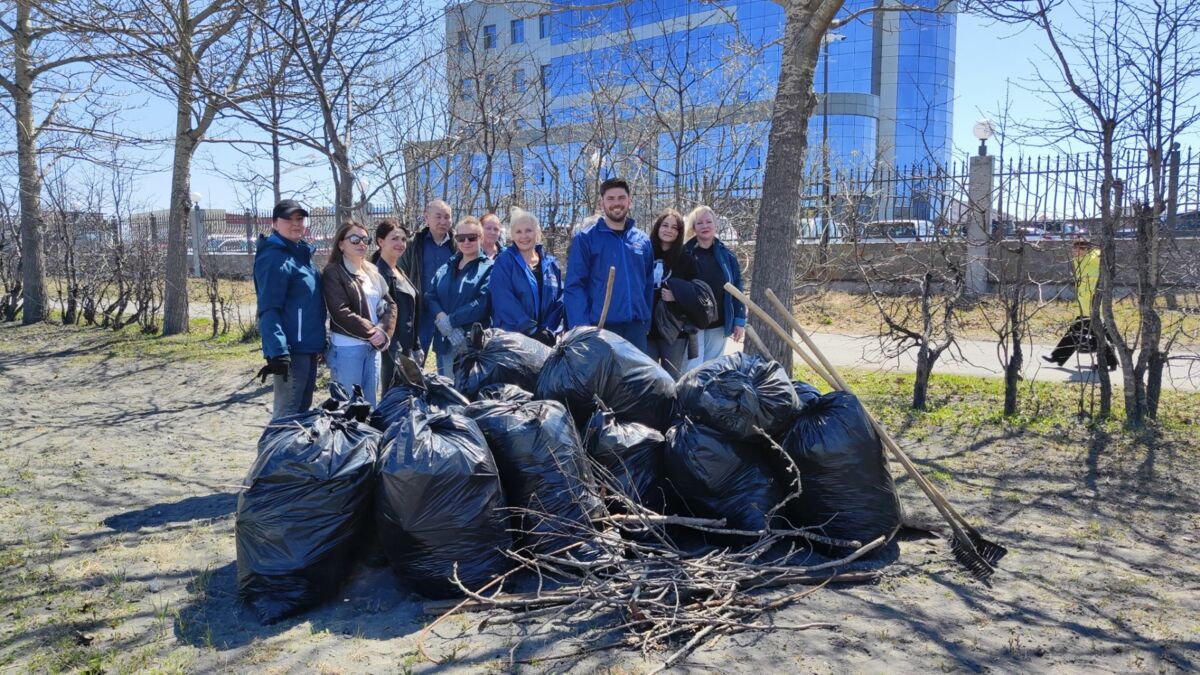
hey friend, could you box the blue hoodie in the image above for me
[564,217,654,328]
[254,231,327,357]
[683,237,746,337]
[425,252,493,354]
[490,243,565,335]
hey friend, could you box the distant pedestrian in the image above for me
[480,212,503,260]
[683,205,745,368]
[399,200,455,360]
[1043,239,1116,370]
[373,219,421,393]
[646,209,697,376]
[426,216,494,377]
[490,207,564,345]
[322,221,397,406]
[563,177,655,353]
[253,199,327,419]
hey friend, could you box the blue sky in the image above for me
[127,7,1198,211]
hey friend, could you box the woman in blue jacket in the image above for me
[490,208,564,345]
[426,216,493,377]
[684,205,745,368]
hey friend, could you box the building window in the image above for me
[538,13,549,39]
[462,78,475,100]
[540,64,551,88]
[511,19,524,45]
[457,30,468,53]
[483,24,497,49]
[485,73,496,91]
[513,68,526,92]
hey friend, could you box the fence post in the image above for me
[966,149,995,297]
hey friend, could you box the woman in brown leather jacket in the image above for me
[322,221,397,405]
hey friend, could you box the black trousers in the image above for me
[1049,316,1116,368]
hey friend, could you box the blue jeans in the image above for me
[436,350,456,379]
[604,320,650,355]
[687,327,727,371]
[272,352,318,420]
[326,343,380,406]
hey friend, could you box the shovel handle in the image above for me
[597,266,617,330]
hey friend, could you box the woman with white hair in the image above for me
[683,205,745,367]
[489,207,564,345]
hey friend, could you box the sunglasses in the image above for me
[454,233,479,243]
[344,234,369,245]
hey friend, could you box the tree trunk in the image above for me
[748,4,841,370]
[15,1,47,324]
[913,346,932,411]
[1004,321,1022,417]
[162,45,198,336]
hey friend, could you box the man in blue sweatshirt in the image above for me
[253,199,327,419]
[564,177,655,353]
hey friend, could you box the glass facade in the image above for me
[445,0,955,201]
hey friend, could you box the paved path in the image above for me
[728,330,1200,392]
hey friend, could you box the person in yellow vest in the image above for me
[1043,239,1117,370]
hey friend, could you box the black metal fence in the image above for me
[125,146,1200,261]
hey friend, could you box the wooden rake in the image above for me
[726,283,1007,582]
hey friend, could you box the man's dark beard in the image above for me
[603,207,628,224]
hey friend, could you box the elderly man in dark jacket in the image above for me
[398,200,456,359]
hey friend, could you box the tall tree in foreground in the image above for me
[84,0,262,335]
[0,0,120,324]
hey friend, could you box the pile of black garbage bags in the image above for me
[235,327,902,623]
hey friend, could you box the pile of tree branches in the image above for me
[417,436,888,672]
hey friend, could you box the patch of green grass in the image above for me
[793,364,1200,440]
[0,319,260,363]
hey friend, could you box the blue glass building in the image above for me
[415,0,955,217]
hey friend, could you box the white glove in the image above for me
[448,328,466,351]
[435,314,453,337]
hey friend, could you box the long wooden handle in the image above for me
[597,266,617,330]
[726,284,975,548]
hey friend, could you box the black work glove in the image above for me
[257,355,291,383]
[532,328,556,347]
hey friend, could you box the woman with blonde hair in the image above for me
[489,207,564,345]
[322,220,397,405]
[426,215,494,377]
[683,205,745,367]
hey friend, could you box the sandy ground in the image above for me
[1,324,1198,673]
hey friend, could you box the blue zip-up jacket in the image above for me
[564,217,654,328]
[490,243,565,335]
[425,252,493,354]
[683,237,746,336]
[253,231,327,357]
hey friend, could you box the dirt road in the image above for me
[0,324,1196,673]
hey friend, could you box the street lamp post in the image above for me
[966,119,996,296]
[190,191,203,277]
[820,31,846,249]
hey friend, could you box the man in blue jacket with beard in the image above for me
[564,177,655,353]
[253,199,327,419]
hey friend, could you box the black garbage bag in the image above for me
[369,372,469,431]
[676,353,801,440]
[475,383,534,404]
[454,328,553,400]
[782,391,901,546]
[662,418,785,535]
[237,386,379,623]
[582,405,663,507]
[535,327,676,432]
[464,399,602,555]
[793,380,822,409]
[375,407,511,598]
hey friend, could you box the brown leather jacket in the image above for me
[321,261,397,347]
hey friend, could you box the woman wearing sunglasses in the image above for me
[322,221,397,405]
[425,216,494,377]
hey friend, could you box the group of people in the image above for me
[253,178,747,419]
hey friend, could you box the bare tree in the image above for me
[0,0,129,324]
[77,0,264,335]
[978,0,1200,426]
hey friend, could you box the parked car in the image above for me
[859,219,941,241]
